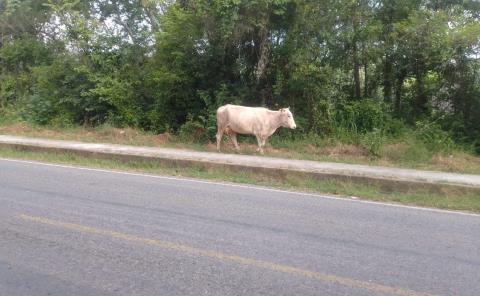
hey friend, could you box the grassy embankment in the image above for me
[1,121,479,174]
[0,121,479,213]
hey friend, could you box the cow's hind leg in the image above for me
[216,127,225,152]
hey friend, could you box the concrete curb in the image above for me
[1,135,480,194]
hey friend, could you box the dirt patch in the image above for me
[0,123,165,147]
[381,143,410,160]
[204,142,218,152]
[0,122,32,134]
[155,132,172,145]
[215,142,259,154]
[431,153,480,174]
[320,144,368,157]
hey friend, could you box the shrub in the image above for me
[384,118,407,139]
[0,105,22,125]
[310,100,334,135]
[20,93,56,125]
[198,90,224,142]
[360,128,385,158]
[178,114,207,143]
[415,120,455,153]
[0,75,18,105]
[333,99,389,134]
[49,113,75,128]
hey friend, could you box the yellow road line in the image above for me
[19,214,434,296]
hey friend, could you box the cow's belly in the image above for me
[227,122,254,135]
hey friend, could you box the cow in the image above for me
[216,104,297,154]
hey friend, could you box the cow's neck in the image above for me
[266,110,283,135]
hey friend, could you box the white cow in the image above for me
[216,104,296,154]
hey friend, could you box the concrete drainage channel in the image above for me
[1,135,480,195]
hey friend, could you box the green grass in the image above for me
[1,146,479,213]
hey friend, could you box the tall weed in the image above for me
[415,120,455,153]
[178,114,207,143]
[360,128,385,158]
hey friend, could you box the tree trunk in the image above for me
[382,9,394,104]
[353,40,361,100]
[363,44,368,98]
[414,58,427,119]
[254,16,270,107]
[384,52,393,103]
[255,27,270,84]
[352,4,361,100]
[394,68,407,117]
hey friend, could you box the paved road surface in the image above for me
[0,158,479,296]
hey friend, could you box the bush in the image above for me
[178,114,207,143]
[0,105,22,125]
[198,90,224,142]
[49,113,75,128]
[415,120,455,153]
[20,93,56,125]
[310,100,334,135]
[383,118,407,139]
[360,128,385,158]
[0,75,18,105]
[333,99,389,134]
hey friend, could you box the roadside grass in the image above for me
[1,146,479,213]
[1,121,480,175]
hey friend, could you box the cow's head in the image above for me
[280,107,297,129]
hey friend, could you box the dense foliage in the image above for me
[1,0,479,152]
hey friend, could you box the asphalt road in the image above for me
[0,158,479,296]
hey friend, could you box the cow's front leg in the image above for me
[230,132,240,152]
[262,136,268,150]
[255,135,263,154]
[255,135,266,154]
[260,136,267,154]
